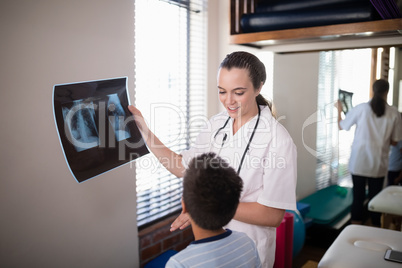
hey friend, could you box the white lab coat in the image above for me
[181,105,297,268]
[340,102,402,177]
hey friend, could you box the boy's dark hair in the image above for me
[183,153,243,230]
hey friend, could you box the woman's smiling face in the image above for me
[217,67,260,123]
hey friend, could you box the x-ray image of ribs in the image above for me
[107,93,131,142]
[62,100,99,152]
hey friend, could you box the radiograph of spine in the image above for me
[62,100,99,152]
[107,93,131,142]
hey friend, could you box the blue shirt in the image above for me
[389,140,402,171]
[165,229,261,268]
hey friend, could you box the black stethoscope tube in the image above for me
[214,105,261,175]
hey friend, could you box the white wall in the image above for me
[273,53,319,199]
[0,1,139,267]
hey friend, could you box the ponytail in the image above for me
[370,79,389,117]
[370,95,386,117]
[256,94,276,118]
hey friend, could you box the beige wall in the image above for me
[0,1,139,267]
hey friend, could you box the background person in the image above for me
[336,79,402,226]
[387,113,402,186]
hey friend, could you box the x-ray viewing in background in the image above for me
[53,77,149,183]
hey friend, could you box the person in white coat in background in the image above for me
[129,51,297,268]
[336,79,402,227]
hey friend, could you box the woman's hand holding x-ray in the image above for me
[128,105,153,145]
[128,105,147,132]
[128,105,185,178]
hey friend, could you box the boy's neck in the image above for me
[191,222,226,241]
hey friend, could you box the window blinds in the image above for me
[134,0,207,227]
[316,49,372,190]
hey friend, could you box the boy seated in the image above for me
[166,153,261,268]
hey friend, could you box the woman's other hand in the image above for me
[170,211,191,232]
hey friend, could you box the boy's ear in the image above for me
[181,198,187,213]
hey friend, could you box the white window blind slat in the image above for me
[316,49,372,190]
[134,0,207,227]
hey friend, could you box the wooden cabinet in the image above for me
[229,0,402,49]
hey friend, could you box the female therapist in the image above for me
[336,79,402,227]
[129,51,297,268]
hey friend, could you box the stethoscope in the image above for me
[213,104,261,175]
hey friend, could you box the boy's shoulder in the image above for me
[229,229,252,240]
[165,229,258,268]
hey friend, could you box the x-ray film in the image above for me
[338,89,354,115]
[53,77,149,183]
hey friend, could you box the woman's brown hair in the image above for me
[219,51,273,112]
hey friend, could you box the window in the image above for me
[134,0,207,227]
[316,48,372,190]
